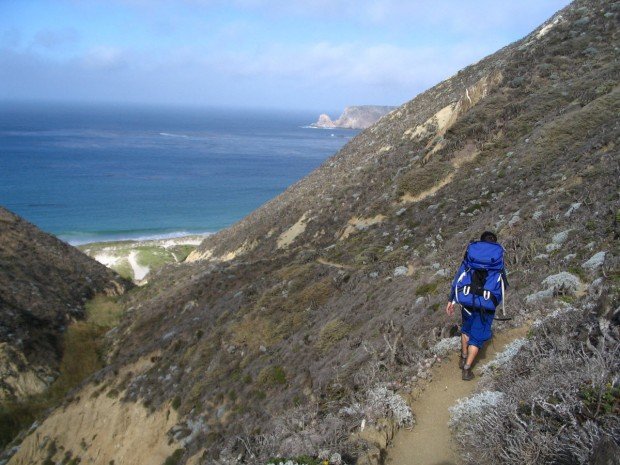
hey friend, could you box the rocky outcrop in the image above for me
[0,207,132,400]
[311,105,396,129]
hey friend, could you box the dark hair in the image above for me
[480,231,498,243]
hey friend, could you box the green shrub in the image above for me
[0,401,43,448]
[415,281,439,296]
[267,456,321,465]
[568,266,588,282]
[258,366,287,387]
[253,390,267,400]
[163,448,185,465]
[580,382,620,415]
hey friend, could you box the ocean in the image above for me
[0,102,357,244]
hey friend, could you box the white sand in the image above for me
[128,251,150,281]
[94,252,120,267]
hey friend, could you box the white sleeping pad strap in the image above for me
[499,275,506,317]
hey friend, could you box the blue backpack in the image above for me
[452,241,507,315]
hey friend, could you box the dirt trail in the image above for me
[387,326,528,465]
[316,257,355,270]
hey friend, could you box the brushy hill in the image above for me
[4,1,619,464]
[0,206,132,401]
[449,292,619,465]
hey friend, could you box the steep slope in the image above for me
[6,1,619,464]
[0,207,132,400]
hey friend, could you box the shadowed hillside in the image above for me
[0,207,132,402]
[4,0,619,464]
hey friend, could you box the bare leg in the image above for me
[466,345,479,368]
[461,333,469,358]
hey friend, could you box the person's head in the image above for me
[480,231,498,243]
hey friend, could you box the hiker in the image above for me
[445,231,508,381]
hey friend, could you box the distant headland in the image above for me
[310,105,397,129]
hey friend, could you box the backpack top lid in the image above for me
[465,241,504,271]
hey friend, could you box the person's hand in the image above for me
[445,301,455,317]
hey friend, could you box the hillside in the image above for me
[0,206,132,401]
[4,1,619,464]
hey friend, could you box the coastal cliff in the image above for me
[310,105,396,129]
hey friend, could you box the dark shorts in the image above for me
[461,307,494,348]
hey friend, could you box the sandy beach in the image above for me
[78,234,210,283]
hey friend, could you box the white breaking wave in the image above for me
[63,230,213,246]
[131,231,211,242]
[159,132,189,138]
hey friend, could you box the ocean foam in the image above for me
[159,132,189,138]
[61,230,213,246]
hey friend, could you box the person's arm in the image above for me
[448,261,466,301]
[446,261,466,316]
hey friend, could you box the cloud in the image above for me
[32,28,79,49]
[80,46,128,70]
[147,0,569,33]
[0,0,571,108]
[103,0,569,34]
[0,35,497,109]
[206,40,486,94]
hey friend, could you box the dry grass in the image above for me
[295,278,333,309]
[534,88,620,158]
[230,313,278,350]
[85,295,123,327]
[316,319,351,353]
[396,159,453,200]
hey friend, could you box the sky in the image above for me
[1,0,571,112]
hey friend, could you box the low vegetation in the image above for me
[0,295,122,449]
[79,238,202,281]
[316,319,351,353]
[451,290,619,465]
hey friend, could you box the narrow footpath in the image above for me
[387,326,528,465]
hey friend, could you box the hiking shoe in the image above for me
[462,368,475,381]
[459,355,467,369]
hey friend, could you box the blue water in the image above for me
[0,102,357,244]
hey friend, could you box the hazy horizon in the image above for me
[0,98,342,116]
[2,0,571,111]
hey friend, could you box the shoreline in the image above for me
[73,232,212,249]
[61,231,214,247]
[77,233,211,283]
